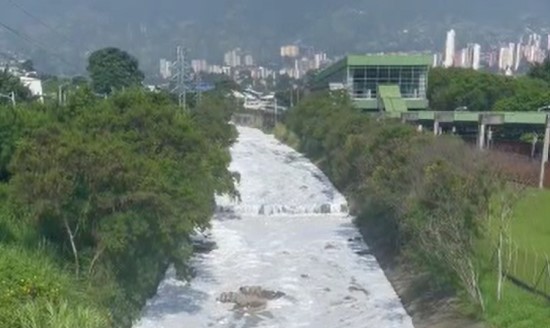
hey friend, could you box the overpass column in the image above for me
[478,113,504,150]
[539,114,550,189]
[434,112,453,136]
[433,120,440,136]
[477,122,486,150]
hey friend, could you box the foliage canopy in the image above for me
[87,48,145,95]
[0,87,237,327]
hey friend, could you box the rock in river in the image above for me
[217,286,286,312]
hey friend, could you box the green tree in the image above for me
[20,59,35,72]
[204,73,240,92]
[284,90,498,312]
[71,75,89,87]
[87,48,144,94]
[0,70,32,103]
[4,88,237,326]
[527,56,550,84]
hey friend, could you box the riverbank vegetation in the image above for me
[276,90,550,327]
[0,73,237,326]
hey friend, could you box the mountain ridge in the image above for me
[0,0,549,74]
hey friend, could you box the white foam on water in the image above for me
[135,126,414,328]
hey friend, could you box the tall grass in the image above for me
[17,301,109,328]
[0,244,110,327]
[273,123,300,150]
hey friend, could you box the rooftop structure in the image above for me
[314,54,432,111]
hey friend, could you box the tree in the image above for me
[20,59,35,72]
[527,56,550,84]
[285,91,497,312]
[6,88,238,325]
[488,180,525,302]
[72,75,89,87]
[87,48,144,94]
[0,69,32,103]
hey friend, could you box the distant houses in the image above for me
[19,75,44,103]
[0,56,44,103]
[231,87,287,113]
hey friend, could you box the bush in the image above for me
[284,91,497,310]
[0,87,237,327]
[273,123,300,150]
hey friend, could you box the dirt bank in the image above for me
[357,220,486,328]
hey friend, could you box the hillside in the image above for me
[0,0,549,74]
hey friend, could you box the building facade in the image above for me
[313,54,432,111]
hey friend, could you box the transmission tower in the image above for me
[171,46,192,111]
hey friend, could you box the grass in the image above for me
[17,300,109,328]
[0,244,110,328]
[0,185,111,328]
[511,189,550,255]
[272,123,300,150]
[482,276,550,328]
[478,188,550,327]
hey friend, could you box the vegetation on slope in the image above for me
[277,90,550,327]
[0,49,238,327]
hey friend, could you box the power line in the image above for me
[0,20,80,71]
[0,21,49,50]
[4,0,76,46]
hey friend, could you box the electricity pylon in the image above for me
[171,46,193,111]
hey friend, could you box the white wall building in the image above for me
[444,29,456,68]
[472,43,481,70]
[19,76,43,103]
[159,58,172,79]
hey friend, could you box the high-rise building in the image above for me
[314,52,328,69]
[280,45,300,58]
[515,43,523,70]
[456,43,480,70]
[499,44,515,71]
[208,65,223,74]
[472,44,481,70]
[432,53,441,67]
[159,58,172,79]
[244,54,254,66]
[191,59,208,73]
[459,48,469,68]
[444,29,456,68]
[224,48,242,67]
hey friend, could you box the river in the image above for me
[135,126,414,328]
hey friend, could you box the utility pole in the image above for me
[531,134,538,159]
[58,84,69,106]
[539,114,550,189]
[0,91,15,108]
[9,91,15,107]
[274,97,278,126]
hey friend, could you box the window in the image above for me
[349,65,427,99]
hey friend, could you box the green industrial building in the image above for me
[314,54,433,112]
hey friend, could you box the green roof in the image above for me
[316,54,432,82]
[347,54,433,66]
